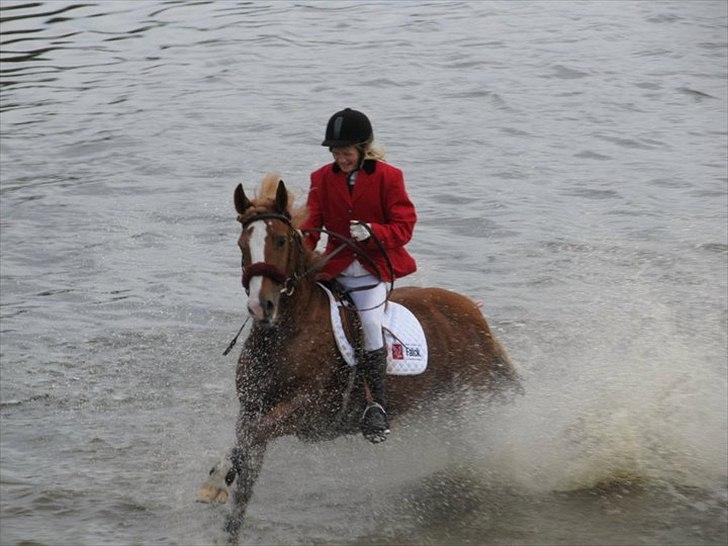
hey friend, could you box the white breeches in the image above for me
[337,261,386,351]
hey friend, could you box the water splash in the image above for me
[460,280,727,495]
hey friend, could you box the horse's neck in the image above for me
[281,276,326,327]
[282,246,327,322]
[246,278,329,375]
[248,247,329,348]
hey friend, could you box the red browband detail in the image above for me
[242,262,288,291]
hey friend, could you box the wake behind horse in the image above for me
[198,174,522,541]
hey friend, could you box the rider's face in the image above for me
[331,146,360,174]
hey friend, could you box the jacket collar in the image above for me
[332,159,377,175]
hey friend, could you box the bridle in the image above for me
[239,212,302,297]
[238,211,394,299]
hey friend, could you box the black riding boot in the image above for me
[360,346,390,443]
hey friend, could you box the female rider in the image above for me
[302,108,417,443]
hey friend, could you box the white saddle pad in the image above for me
[318,283,428,376]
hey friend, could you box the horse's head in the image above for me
[234,175,305,326]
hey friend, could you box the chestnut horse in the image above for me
[198,175,521,541]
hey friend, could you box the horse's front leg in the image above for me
[224,431,267,543]
[195,408,267,523]
[224,395,308,541]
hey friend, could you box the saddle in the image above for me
[317,282,428,375]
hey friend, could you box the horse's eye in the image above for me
[275,236,286,248]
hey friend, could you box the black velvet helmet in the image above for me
[321,108,373,147]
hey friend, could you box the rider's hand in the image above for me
[349,220,371,242]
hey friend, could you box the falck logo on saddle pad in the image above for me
[317,283,428,376]
[390,342,424,361]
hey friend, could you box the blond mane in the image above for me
[247,172,308,228]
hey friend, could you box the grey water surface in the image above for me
[0,1,726,545]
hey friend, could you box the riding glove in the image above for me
[350,221,371,242]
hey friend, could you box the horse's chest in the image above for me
[279,340,338,381]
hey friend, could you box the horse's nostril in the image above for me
[264,299,274,313]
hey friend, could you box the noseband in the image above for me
[240,212,301,296]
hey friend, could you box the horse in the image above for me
[197,173,522,542]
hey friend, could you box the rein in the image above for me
[300,228,385,284]
[238,211,393,299]
[301,226,395,300]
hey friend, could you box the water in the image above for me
[0,1,726,544]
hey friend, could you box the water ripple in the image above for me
[0,1,726,544]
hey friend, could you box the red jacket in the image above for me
[302,159,417,282]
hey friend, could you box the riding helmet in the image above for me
[321,108,373,147]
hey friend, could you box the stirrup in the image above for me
[361,403,390,444]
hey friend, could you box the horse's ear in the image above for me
[274,179,288,215]
[234,183,251,214]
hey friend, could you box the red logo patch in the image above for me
[391,344,404,360]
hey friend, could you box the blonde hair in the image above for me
[358,141,386,162]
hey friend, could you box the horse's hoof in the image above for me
[215,488,229,503]
[196,483,229,504]
[197,458,233,504]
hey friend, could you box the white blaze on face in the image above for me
[246,220,268,319]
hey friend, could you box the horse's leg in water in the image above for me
[224,436,267,541]
[224,395,311,541]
